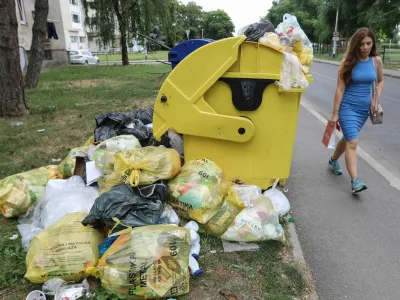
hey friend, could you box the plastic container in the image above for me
[26,290,46,300]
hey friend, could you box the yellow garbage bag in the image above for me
[92,225,190,299]
[57,146,90,178]
[168,158,230,224]
[25,212,103,283]
[102,147,181,189]
[0,165,62,218]
[84,135,95,146]
[205,188,244,236]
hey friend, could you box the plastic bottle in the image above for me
[184,221,200,232]
[184,221,202,266]
[188,255,202,276]
[189,229,200,259]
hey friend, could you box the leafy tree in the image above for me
[202,9,235,40]
[265,0,322,42]
[82,0,177,65]
[175,1,204,41]
[265,0,400,43]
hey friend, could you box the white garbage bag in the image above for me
[18,176,98,249]
[263,179,290,216]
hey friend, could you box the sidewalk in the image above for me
[314,58,400,79]
[287,101,400,300]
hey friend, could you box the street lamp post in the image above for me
[333,7,339,58]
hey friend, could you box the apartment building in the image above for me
[16,0,89,70]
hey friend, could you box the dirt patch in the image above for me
[67,79,122,88]
[298,261,318,299]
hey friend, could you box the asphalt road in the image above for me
[287,62,400,299]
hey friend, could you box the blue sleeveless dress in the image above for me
[339,57,376,142]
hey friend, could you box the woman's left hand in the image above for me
[370,97,377,112]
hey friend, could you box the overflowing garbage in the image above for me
[238,13,313,90]
[1,105,292,297]
[0,12,309,299]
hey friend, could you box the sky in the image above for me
[179,0,275,34]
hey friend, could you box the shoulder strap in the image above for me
[372,56,379,108]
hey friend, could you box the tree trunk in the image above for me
[0,0,29,117]
[120,30,129,65]
[112,0,129,65]
[25,0,49,89]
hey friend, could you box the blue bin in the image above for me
[168,39,214,69]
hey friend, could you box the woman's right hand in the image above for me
[330,113,339,124]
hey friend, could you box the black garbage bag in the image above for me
[244,21,275,41]
[95,109,153,127]
[82,181,167,231]
[94,115,156,146]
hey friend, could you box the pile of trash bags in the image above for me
[0,104,292,298]
[237,13,314,90]
[0,13,301,298]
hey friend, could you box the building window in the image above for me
[69,0,78,5]
[79,36,86,43]
[72,14,80,24]
[43,50,52,60]
[17,0,26,24]
[70,36,78,43]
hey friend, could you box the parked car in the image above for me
[69,50,100,65]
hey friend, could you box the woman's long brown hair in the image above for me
[340,28,378,84]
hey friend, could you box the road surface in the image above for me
[287,61,400,300]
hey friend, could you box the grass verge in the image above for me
[314,53,400,71]
[0,65,313,300]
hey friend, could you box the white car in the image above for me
[69,50,100,65]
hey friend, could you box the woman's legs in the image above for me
[345,139,358,180]
[332,137,346,160]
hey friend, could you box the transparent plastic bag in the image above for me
[0,165,62,218]
[275,13,314,73]
[258,32,284,51]
[17,176,99,249]
[89,135,141,174]
[54,279,90,300]
[232,185,262,207]
[263,179,290,216]
[221,196,284,242]
[279,52,309,90]
[100,147,181,190]
[91,225,190,298]
[205,188,244,237]
[168,158,230,224]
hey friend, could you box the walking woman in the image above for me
[328,28,384,193]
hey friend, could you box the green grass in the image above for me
[0,65,311,300]
[97,51,168,62]
[0,64,170,179]
[314,53,400,70]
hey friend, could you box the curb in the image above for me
[314,58,400,79]
[288,216,319,300]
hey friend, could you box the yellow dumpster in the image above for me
[153,36,312,189]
